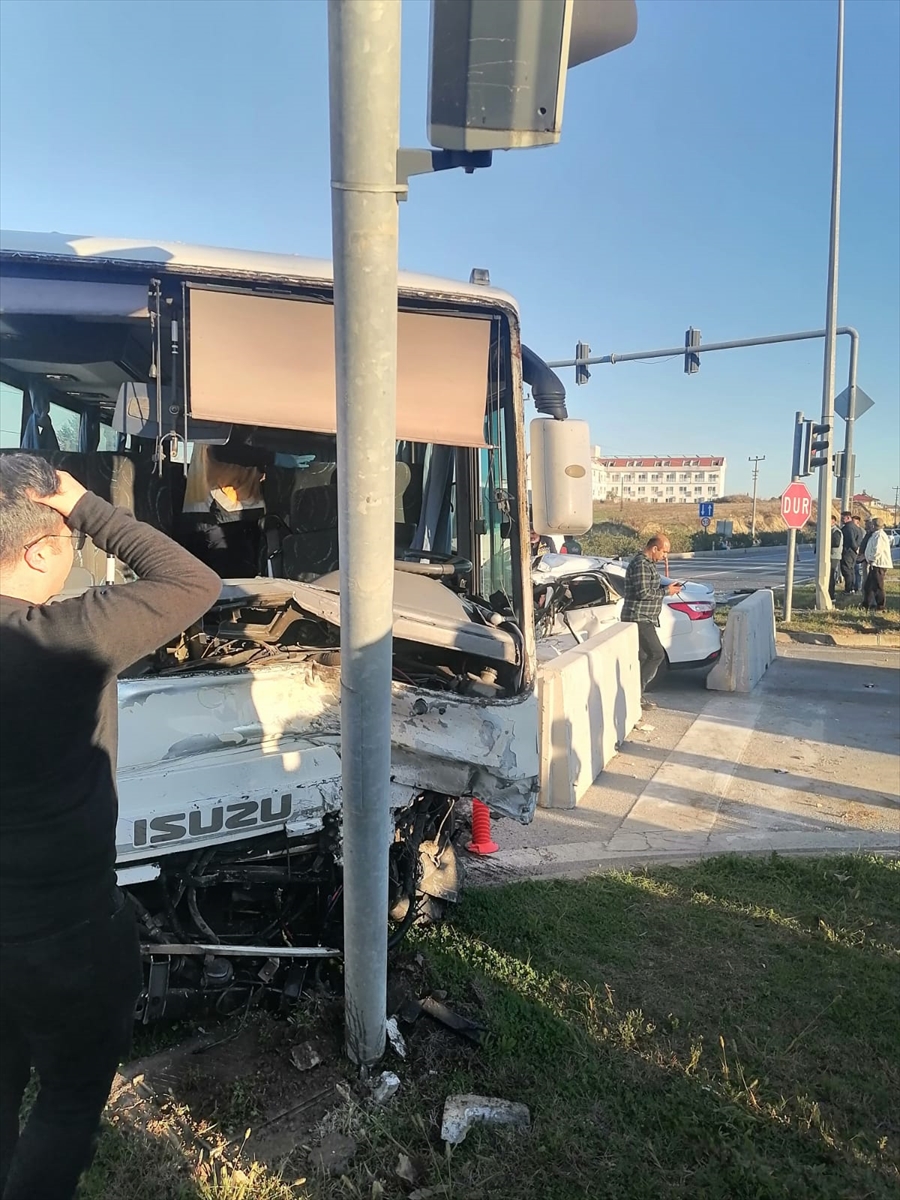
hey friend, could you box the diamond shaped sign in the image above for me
[834,385,874,421]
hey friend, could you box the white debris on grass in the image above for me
[440,1094,531,1146]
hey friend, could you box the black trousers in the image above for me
[864,566,887,611]
[829,559,842,600]
[840,549,858,592]
[0,889,142,1200]
[634,621,666,692]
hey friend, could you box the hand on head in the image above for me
[30,470,87,519]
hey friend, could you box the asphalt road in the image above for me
[669,546,818,595]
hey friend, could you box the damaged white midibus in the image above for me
[0,231,590,1019]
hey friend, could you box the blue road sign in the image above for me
[699,501,714,520]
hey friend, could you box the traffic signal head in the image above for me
[684,327,701,374]
[428,0,637,153]
[575,341,591,386]
[809,422,831,468]
[801,420,831,474]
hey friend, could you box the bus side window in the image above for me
[0,381,24,445]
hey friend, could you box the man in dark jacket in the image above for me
[857,518,874,594]
[840,511,864,593]
[829,515,843,601]
[622,534,682,699]
[0,454,221,1200]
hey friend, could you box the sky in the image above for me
[0,0,897,504]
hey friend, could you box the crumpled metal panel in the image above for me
[114,659,538,865]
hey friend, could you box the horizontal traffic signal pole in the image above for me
[546,325,859,372]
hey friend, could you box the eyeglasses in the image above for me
[24,531,87,552]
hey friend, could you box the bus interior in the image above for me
[0,272,529,698]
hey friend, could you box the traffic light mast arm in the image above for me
[547,325,859,370]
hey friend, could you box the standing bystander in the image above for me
[840,511,864,593]
[857,518,874,595]
[621,534,682,703]
[863,519,893,613]
[829,514,843,601]
[0,454,221,1200]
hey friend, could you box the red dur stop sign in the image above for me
[781,482,813,529]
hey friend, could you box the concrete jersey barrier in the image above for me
[707,589,777,693]
[537,622,641,809]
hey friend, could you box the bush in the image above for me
[581,529,641,559]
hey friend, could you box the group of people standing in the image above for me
[830,511,893,612]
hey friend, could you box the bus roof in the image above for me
[0,229,519,313]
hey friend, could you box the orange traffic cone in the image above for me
[467,798,499,855]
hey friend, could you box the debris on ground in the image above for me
[289,1041,323,1072]
[397,993,486,1044]
[371,1071,401,1105]
[309,1131,357,1176]
[385,1016,407,1058]
[440,1094,531,1146]
[395,1152,427,1187]
[415,996,486,1045]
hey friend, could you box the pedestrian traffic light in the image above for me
[832,450,845,480]
[801,420,831,474]
[684,327,701,374]
[575,341,591,386]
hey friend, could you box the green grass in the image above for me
[779,574,900,636]
[81,854,900,1199]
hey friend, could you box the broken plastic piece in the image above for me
[289,1041,322,1072]
[372,1071,401,1105]
[440,1094,531,1145]
[385,1016,407,1059]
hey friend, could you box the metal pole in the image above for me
[815,0,845,611]
[327,0,401,1068]
[783,413,804,624]
[545,325,860,371]
[749,455,765,541]
[840,327,859,509]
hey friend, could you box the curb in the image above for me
[669,547,786,561]
[468,833,900,885]
[776,630,900,649]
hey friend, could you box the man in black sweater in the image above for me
[0,453,220,1200]
[839,510,864,594]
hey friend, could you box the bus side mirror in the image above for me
[530,418,592,535]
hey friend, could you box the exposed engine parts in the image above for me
[128,792,461,1022]
[125,583,523,699]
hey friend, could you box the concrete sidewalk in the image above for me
[471,644,900,882]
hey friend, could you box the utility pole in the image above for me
[748,455,765,542]
[815,0,845,611]
[893,485,899,526]
[328,0,401,1068]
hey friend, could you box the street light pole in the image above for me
[815,0,845,611]
[748,455,765,542]
[327,0,402,1068]
[839,328,859,508]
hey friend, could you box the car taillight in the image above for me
[668,601,715,621]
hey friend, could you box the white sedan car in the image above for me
[533,552,722,674]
